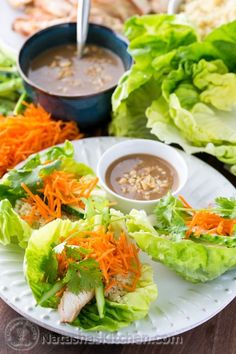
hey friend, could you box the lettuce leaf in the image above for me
[111,14,198,138]
[0,44,23,116]
[0,199,31,248]
[110,75,160,138]
[111,15,236,174]
[73,264,157,331]
[25,219,81,307]
[125,14,197,69]
[205,21,236,71]
[127,197,236,283]
[128,227,236,283]
[25,219,157,331]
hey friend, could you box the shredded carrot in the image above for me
[58,230,142,292]
[186,211,236,238]
[179,195,192,209]
[0,103,83,177]
[21,171,98,224]
[178,195,236,238]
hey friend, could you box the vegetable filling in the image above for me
[20,171,98,225]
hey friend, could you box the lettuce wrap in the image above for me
[0,141,104,247]
[127,194,236,283]
[25,212,157,331]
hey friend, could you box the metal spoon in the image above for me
[77,0,91,58]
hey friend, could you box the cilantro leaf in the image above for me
[65,245,92,261]
[7,159,61,194]
[1,142,73,199]
[77,247,92,255]
[63,268,79,293]
[63,259,102,294]
[77,259,102,290]
[154,193,188,238]
[65,246,82,261]
[215,197,236,218]
[0,184,22,206]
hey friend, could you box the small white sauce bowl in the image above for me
[97,139,188,214]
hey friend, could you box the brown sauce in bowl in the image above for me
[28,44,125,96]
[105,154,179,201]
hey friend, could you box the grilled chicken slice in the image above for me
[58,290,95,323]
[92,0,147,20]
[9,0,167,37]
[150,0,169,13]
[8,0,32,8]
[34,0,76,18]
[131,0,151,14]
[90,8,124,32]
[13,17,72,36]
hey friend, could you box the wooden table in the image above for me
[1,297,236,354]
[0,154,235,354]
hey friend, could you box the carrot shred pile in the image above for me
[179,196,236,237]
[58,229,142,292]
[21,171,98,224]
[186,212,236,237]
[0,103,83,177]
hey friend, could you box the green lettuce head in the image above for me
[110,14,198,139]
[111,15,236,175]
[25,218,157,331]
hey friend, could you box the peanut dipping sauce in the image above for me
[105,154,179,201]
[28,44,125,96]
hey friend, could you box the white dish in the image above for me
[0,137,236,344]
[97,139,188,213]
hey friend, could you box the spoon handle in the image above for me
[77,0,91,58]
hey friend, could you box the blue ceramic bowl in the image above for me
[18,23,132,128]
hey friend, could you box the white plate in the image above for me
[0,137,235,344]
[0,0,25,54]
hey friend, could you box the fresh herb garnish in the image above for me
[154,194,236,240]
[7,159,61,195]
[63,259,102,294]
[65,245,92,260]
[215,197,236,218]
[154,194,188,238]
